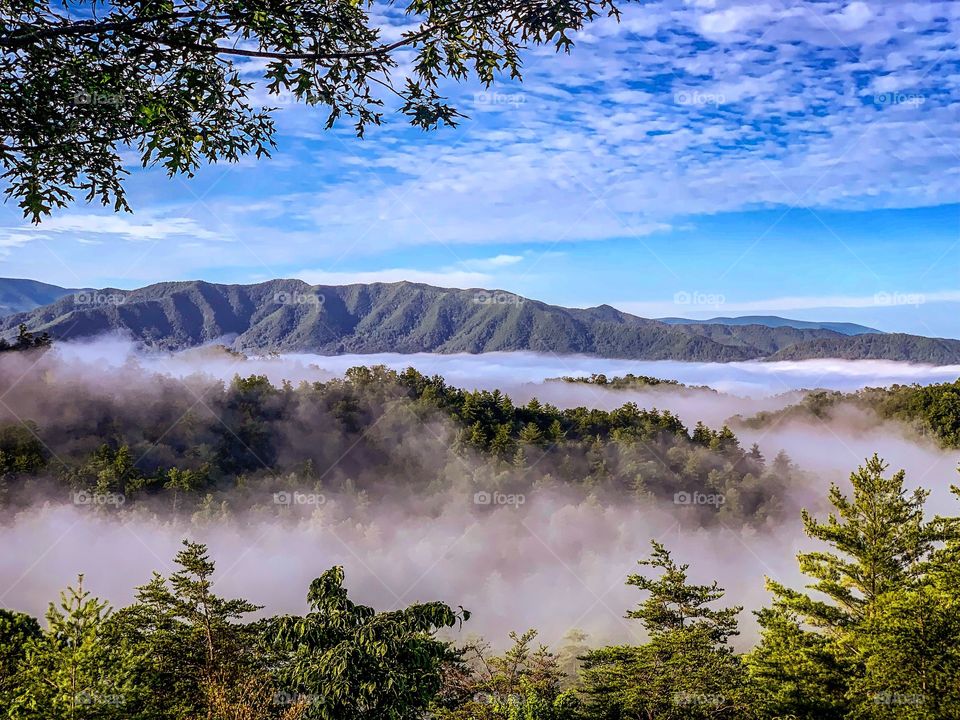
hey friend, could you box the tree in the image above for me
[266,565,469,720]
[1,0,626,221]
[0,609,41,703]
[433,629,579,720]
[0,324,52,353]
[108,540,264,719]
[850,583,960,719]
[8,576,141,720]
[580,541,750,719]
[843,482,960,720]
[748,455,960,719]
[766,455,947,631]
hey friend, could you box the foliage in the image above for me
[7,577,141,719]
[433,629,579,720]
[746,456,960,720]
[555,373,714,392]
[267,566,468,720]
[0,365,800,526]
[736,379,960,448]
[580,541,750,719]
[0,324,51,353]
[1,0,625,220]
[2,457,960,718]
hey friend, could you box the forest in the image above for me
[1,455,958,719]
[735,379,960,448]
[0,361,804,525]
[1,348,958,718]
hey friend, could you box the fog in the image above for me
[1,338,957,649]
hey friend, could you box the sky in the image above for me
[1,0,958,337]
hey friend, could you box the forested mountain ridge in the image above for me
[2,279,958,362]
[0,361,797,525]
[0,278,77,315]
[658,315,881,335]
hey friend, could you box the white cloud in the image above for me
[1,0,957,280]
[697,4,773,36]
[31,214,220,242]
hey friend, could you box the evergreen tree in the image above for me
[8,577,140,720]
[0,609,40,703]
[580,541,749,719]
[108,540,263,719]
[749,455,958,719]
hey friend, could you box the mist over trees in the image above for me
[2,456,959,718]
[0,361,805,526]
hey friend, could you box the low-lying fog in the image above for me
[2,338,958,648]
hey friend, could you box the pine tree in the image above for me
[109,540,263,719]
[749,455,958,719]
[8,576,140,720]
[767,455,944,630]
[580,541,749,719]
[625,541,740,642]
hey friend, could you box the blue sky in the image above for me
[1,0,958,336]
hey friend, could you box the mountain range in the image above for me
[0,278,79,316]
[658,315,880,336]
[1,278,958,364]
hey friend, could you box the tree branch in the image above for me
[0,11,222,49]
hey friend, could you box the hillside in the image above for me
[0,278,77,316]
[658,315,880,335]
[2,279,958,363]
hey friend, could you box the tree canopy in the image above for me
[3,456,960,718]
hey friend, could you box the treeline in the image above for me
[0,364,801,524]
[735,379,960,447]
[553,372,714,392]
[2,455,959,718]
[0,324,50,354]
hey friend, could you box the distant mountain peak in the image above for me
[0,277,80,316]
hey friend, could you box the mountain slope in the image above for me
[0,278,78,316]
[1,279,957,363]
[768,334,960,364]
[658,315,881,335]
